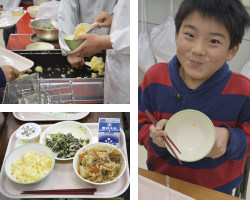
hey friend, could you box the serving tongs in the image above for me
[145,110,182,165]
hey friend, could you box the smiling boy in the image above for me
[138,0,250,195]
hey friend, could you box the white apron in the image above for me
[104,0,130,104]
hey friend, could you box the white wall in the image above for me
[138,0,250,84]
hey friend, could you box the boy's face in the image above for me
[175,11,238,89]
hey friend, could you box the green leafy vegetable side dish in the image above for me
[45,132,89,159]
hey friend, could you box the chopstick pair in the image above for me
[145,110,182,165]
[21,188,96,195]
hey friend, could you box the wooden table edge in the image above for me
[138,168,242,200]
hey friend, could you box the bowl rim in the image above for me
[4,143,55,184]
[30,18,58,30]
[164,109,215,162]
[26,42,54,50]
[63,34,84,41]
[73,142,127,185]
[40,120,93,160]
[27,5,39,11]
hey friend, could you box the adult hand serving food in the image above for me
[68,11,114,58]
[58,0,117,69]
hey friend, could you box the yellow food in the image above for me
[91,73,98,78]
[74,23,91,37]
[11,152,52,183]
[90,56,105,72]
[18,74,29,79]
[98,70,104,76]
[35,66,43,73]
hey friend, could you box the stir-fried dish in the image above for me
[46,133,89,159]
[78,146,123,183]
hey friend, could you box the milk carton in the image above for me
[98,118,120,146]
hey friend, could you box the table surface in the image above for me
[139,168,242,200]
[0,112,124,169]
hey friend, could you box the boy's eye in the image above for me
[210,39,220,44]
[185,33,194,38]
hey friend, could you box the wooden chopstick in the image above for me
[21,188,96,195]
[145,110,182,165]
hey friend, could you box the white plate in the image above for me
[164,109,215,162]
[39,121,93,160]
[0,123,129,199]
[138,175,195,200]
[13,112,89,121]
[0,47,34,72]
[26,42,54,50]
[0,10,27,29]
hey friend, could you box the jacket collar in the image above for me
[168,55,231,94]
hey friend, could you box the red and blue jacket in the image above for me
[138,55,250,194]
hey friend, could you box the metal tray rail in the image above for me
[3,75,104,104]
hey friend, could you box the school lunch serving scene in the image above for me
[0,0,130,104]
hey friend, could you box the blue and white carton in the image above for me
[98,118,120,146]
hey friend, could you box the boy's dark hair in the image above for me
[175,0,250,49]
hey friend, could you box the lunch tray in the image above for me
[0,123,130,199]
[13,112,90,121]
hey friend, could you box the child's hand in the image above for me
[206,127,231,159]
[149,119,168,148]
[1,65,20,82]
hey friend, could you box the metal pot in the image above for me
[30,18,58,41]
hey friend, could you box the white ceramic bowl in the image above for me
[40,121,93,160]
[4,143,55,184]
[27,6,39,18]
[26,42,54,50]
[73,142,126,185]
[164,109,215,162]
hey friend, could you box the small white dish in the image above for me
[164,109,215,162]
[26,42,54,50]
[27,6,39,18]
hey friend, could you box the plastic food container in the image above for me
[12,7,24,16]
[16,123,41,144]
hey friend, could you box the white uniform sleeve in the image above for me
[110,0,130,54]
[58,0,80,56]
[3,0,21,10]
[110,26,130,54]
